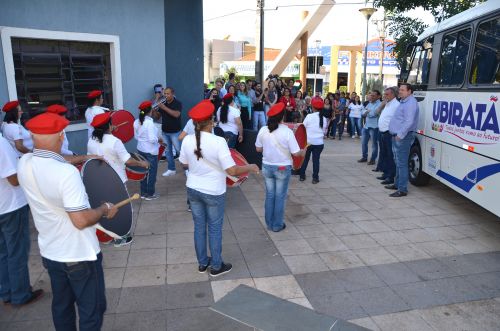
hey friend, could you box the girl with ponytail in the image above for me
[179,100,259,277]
[216,93,243,148]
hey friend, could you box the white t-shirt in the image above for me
[1,122,33,157]
[348,103,363,118]
[378,98,400,132]
[134,116,160,155]
[302,112,325,145]
[18,150,100,262]
[216,106,240,135]
[0,136,27,214]
[182,119,195,135]
[87,134,131,183]
[255,125,300,166]
[179,132,235,196]
[85,106,106,139]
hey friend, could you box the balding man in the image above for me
[18,113,118,330]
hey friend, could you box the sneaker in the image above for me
[357,158,367,163]
[299,176,306,181]
[389,191,407,197]
[13,289,44,307]
[198,258,211,273]
[144,194,160,201]
[140,195,148,200]
[210,263,232,277]
[114,236,133,247]
[187,205,192,212]
[162,170,176,177]
[367,160,376,165]
[351,136,355,139]
[312,178,319,184]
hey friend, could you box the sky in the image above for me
[203,0,436,48]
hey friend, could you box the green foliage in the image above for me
[222,67,240,83]
[367,77,384,94]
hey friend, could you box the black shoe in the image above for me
[13,289,44,307]
[3,300,10,305]
[376,176,386,180]
[390,191,407,197]
[312,179,319,184]
[332,137,335,140]
[381,179,394,185]
[367,160,375,165]
[291,169,300,176]
[338,136,342,140]
[384,184,398,190]
[372,168,381,172]
[299,176,306,181]
[198,258,211,273]
[210,263,232,277]
[357,158,367,163]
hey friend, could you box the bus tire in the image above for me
[409,144,430,186]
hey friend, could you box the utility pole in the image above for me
[255,0,265,83]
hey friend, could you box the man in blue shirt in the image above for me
[386,83,419,197]
[358,90,381,165]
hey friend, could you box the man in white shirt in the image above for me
[376,87,400,184]
[0,135,43,306]
[85,90,107,140]
[17,112,118,330]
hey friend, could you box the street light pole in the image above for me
[359,6,377,102]
[255,0,265,84]
[313,39,321,95]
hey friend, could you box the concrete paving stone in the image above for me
[341,193,372,202]
[117,285,166,313]
[418,302,480,331]
[438,252,500,275]
[355,221,392,233]
[418,206,451,216]
[319,250,366,270]
[134,218,167,235]
[105,288,122,315]
[384,243,432,262]
[131,234,167,250]
[285,204,314,217]
[253,275,305,300]
[166,210,194,222]
[351,286,410,316]
[102,250,130,268]
[404,258,458,281]
[322,193,351,203]
[295,270,347,296]
[166,219,194,233]
[332,202,362,212]
[343,210,378,222]
[478,222,500,235]
[317,213,351,224]
[305,235,348,253]
[425,276,490,304]
[167,246,198,265]
[369,208,404,220]
[127,248,166,267]
[112,310,166,331]
[423,226,467,241]
[295,224,332,238]
[448,237,493,254]
[287,297,314,309]
[210,243,251,281]
[392,207,426,218]
[355,201,385,210]
[104,268,125,289]
[451,224,497,237]
[353,247,399,266]
[471,235,500,251]
[371,310,435,331]
[289,188,321,198]
[332,266,386,291]
[435,213,474,226]
[0,301,17,322]
[327,222,365,236]
[274,238,315,256]
[4,319,55,331]
[211,278,256,302]
[307,291,367,321]
[368,231,410,246]
[348,317,381,331]
[166,232,193,248]
[166,307,253,331]
[391,281,449,309]
[233,226,270,243]
[413,240,462,258]
[266,223,303,241]
[122,265,166,287]
[239,241,290,277]
[283,253,330,274]
[11,291,52,321]
[340,234,379,250]
[453,298,500,331]
[370,262,422,286]
[136,211,166,223]
[463,272,500,297]
[228,216,264,230]
[166,281,214,310]
[409,215,446,228]
[382,218,421,231]
[287,213,323,226]
[140,201,168,213]
[399,228,439,243]
[306,203,335,214]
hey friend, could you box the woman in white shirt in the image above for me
[85,90,108,140]
[299,98,326,184]
[255,102,305,232]
[1,100,33,157]
[216,93,243,148]
[348,95,363,138]
[179,101,258,277]
[133,101,161,201]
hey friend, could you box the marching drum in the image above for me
[81,158,133,240]
[126,153,149,181]
[157,144,165,161]
[111,110,135,143]
[284,123,307,170]
[226,149,249,188]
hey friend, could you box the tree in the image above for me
[374,0,484,68]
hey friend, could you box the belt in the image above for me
[380,130,389,134]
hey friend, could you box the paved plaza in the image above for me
[1,137,500,330]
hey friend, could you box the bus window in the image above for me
[438,28,472,86]
[470,16,500,85]
[403,38,432,87]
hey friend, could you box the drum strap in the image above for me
[23,154,120,239]
[200,157,239,182]
[268,131,293,163]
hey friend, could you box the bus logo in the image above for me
[491,96,498,102]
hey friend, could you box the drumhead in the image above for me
[293,124,307,149]
[111,110,135,143]
[81,159,133,237]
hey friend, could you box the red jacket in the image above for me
[279,96,296,111]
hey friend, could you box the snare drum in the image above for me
[284,123,307,170]
[126,153,148,181]
[226,149,249,188]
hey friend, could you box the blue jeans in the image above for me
[42,253,106,331]
[392,132,415,193]
[361,127,379,161]
[0,205,31,304]
[350,117,362,136]
[162,131,181,171]
[252,110,266,131]
[380,131,396,180]
[299,144,324,180]
[138,150,159,197]
[262,164,291,231]
[224,131,237,148]
[187,188,226,270]
[329,116,339,137]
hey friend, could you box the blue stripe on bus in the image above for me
[436,163,500,193]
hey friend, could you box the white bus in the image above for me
[400,0,500,217]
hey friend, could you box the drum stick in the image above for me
[113,121,129,129]
[114,193,140,209]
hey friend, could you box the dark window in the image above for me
[306,56,323,74]
[470,16,500,85]
[12,38,113,123]
[406,38,433,86]
[438,28,471,86]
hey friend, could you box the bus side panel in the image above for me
[436,143,500,217]
[420,135,442,177]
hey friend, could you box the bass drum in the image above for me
[227,149,249,188]
[283,123,307,170]
[111,110,135,143]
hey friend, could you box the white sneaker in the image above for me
[185,170,189,176]
[351,136,355,139]
[162,170,176,177]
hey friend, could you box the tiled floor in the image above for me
[1,137,499,330]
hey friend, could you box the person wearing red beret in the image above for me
[216,93,244,148]
[85,90,109,140]
[17,113,118,330]
[299,97,326,184]
[134,101,162,201]
[1,100,33,157]
[46,104,74,156]
[255,102,306,232]
[179,101,259,277]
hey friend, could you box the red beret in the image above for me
[311,98,324,110]
[87,90,102,99]
[267,102,285,117]
[46,104,67,114]
[189,101,215,122]
[223,93,233,100]
[2,100,19,112]
[26,113,69,134]
[91,112,111,128]
[138,101,152,111]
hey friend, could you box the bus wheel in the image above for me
[409,144,430,186]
